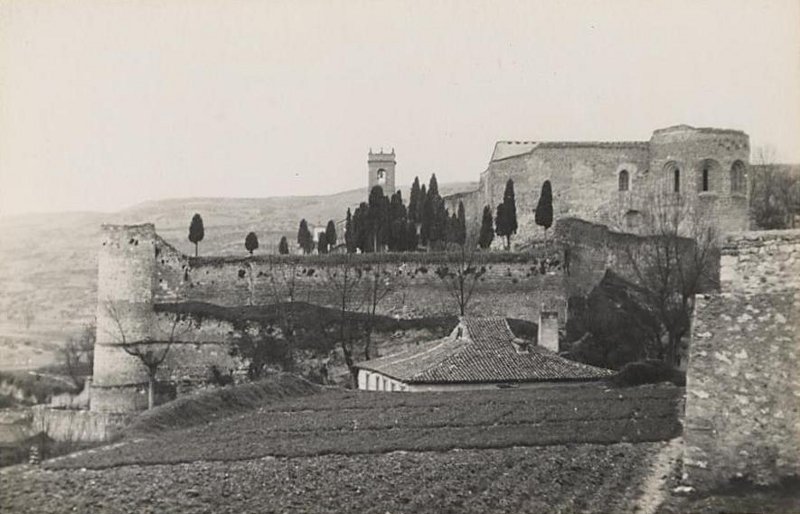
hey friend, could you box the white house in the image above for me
[355,317,614,392]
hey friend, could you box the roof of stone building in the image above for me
[356,317,614,384]
[489,140,648,162]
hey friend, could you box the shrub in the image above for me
[611,359,685,387]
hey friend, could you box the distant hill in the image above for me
[0,182,477,368]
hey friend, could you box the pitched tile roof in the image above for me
[356,317,614,384]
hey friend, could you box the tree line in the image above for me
[477,178,553,250]
[186,175,555,257]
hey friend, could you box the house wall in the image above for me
[356,369,605,392]
[685,229,800,489]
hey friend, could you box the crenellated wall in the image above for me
[685,229,800,489]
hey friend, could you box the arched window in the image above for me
[731,160,746,194]
[698,159,721,193]
[618,170,630,191]
[663,162,681,193]
[376,169,386,185]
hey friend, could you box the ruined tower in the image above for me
[368,148,396,195]
[91,224,157,413]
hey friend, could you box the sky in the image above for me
[1,0,799,216]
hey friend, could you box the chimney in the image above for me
[538,309,559,352]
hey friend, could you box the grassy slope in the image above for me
[0,182,476,368]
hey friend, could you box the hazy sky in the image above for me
[1,0,799,216]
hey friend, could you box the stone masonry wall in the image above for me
[685,229,800,489]
[161,254,568,324]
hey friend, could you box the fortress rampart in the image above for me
[92,224,572,412]
[685,229,800,489]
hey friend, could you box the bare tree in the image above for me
[57,323,95,389]
[362,262,398,360]
[434,233,486,316]
[623,193,718,367]
[265,259,303,348]
[750,145,800,229]
[104,301,186,410]
[323,253,364,386]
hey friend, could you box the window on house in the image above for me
[674,168,681,193]
[702,167,710,192]
[618,170,629,191]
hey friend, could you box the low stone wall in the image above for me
[32,406,131,442]
[685,229,800,489]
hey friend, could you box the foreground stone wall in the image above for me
[685,230,800,489]
[32,406,131,442]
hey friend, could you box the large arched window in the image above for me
[698,159,722,192]
[376,169,386,185]
[618,169,630,191]
[731,160,746,194]
[664,162,681,193]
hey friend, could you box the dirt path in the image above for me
[634,437,683,514]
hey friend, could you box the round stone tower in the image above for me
[648,125,750,235]
[91,224,157,413]
[368,148,396,195]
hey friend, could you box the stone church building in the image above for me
[452,125,751,245]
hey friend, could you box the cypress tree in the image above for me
[408,177,421,226]
[535,180,554,243]
[317,234,328,254]
[504,179,518,248]
[297,219,313,254]
[448,212,459,244]
[353,202,370,252]
[389,191,408,251]
[495,179,517,250]
[478,205,494,249]
[325,220,337,250]
[406,222,419,251]
[368,186,389,252]
[278,236,290,255]
[245,232,259,255]
[344,208,356,253]
[429,201,448,248]
[428,173,439,198]
[457,201,467,245]
[495,203,509,249]
[188,213,205,257]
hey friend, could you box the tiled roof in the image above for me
[356,317,614,384]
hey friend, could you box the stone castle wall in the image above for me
[93,223,569,412]
[685,229,800,489]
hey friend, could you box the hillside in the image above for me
[0,182,477,369]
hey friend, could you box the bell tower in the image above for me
[368,148,396,194]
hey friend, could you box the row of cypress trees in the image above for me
[343,174,467,253]
[186,177,554,257]
[477,179,553,250]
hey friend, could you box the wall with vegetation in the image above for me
[685,230,800,489]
